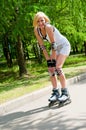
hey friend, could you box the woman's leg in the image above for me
[56,54,67,88]
[56,54,71,101]
[48,54,69,102]
[49,67,57,89]
[48,67,60,101]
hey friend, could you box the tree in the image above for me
[0,0,86,75]
[16,36,27,76]
[3,33,12,67]
[0,0,29,76]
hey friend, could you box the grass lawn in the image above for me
[0,54,86,104]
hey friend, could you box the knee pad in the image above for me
[55,68,63,76]
[48,71,55,77]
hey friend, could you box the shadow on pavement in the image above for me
[0,104,86,130]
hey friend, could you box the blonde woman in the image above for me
[33,12,71,105]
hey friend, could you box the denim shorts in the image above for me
[56,42,71,56]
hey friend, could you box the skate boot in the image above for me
[48,89,60,107]
[58,88,71,107]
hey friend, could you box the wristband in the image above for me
[47,60,52,67]
[52,59,56,67]
[40,45,46,51]
[47,59,56,67]
[51,42,57,50]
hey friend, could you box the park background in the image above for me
[0,0,86,104]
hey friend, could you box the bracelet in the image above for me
[40,45,46,51]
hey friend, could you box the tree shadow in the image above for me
[0,105,86,130]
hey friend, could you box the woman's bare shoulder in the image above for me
[45,23,53,32]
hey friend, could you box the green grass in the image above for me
[0,54,86,104]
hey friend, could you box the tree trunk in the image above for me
[3,34,12,67]
[84,41,86,56]
[72,47,76,54]
[33,43,42,63]
[75,45,79,53]
[16,35,27,76]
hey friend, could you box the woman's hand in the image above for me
[47,59,56,67]
[47,59,56,76]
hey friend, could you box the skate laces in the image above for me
[61,89,70,99]
[52,89,59,97]
[49,89,59,101]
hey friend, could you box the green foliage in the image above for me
[0,54,86,103]
[1,0,86,102]
[0,0,86,65]
[64,54,86,67]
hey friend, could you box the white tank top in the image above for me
[37,25,69,46]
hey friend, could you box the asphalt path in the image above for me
[0,79,86,130]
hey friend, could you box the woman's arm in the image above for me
[34,28,50,60]
[45,24,56,60]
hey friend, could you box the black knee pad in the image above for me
[55,68,63,76]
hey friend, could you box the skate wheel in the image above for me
[59,99,71,107]
[48,102,53,107]
[48,103,51,107]
[48,100,59,107]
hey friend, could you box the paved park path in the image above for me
[0,77,86,130]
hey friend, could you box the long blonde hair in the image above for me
[33,12,50,27]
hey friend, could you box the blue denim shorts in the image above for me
[56,42,71,56]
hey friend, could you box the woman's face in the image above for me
[37,16,45,29]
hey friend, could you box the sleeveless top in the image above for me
[37,24,69,46]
